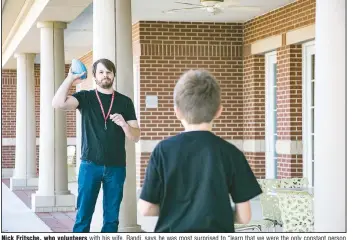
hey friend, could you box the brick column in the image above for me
[243,55,265,178]
[276,45,303,178]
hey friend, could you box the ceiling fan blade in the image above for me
[174,1,203,7]
[163,6,205,13]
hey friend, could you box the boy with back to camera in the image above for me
[137,69,262,233]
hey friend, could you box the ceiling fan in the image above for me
[163,0,260,15]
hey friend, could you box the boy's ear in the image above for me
[214,105,223,119]
[174,106,182,120]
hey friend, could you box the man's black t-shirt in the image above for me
[72,90,137,166]
[140,131,262,233]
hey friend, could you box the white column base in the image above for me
[118,225,142,232]
[31,193,76,212]
[2,168,14,178]
[10,177,38,191]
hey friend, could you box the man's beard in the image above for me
[96,78,114,89]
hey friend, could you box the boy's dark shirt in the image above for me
[140,131,262,233]
[72,90,137,166]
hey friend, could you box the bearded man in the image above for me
[52,58,140,232]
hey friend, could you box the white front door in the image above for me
[302,41,316,187]
[265,51,277,179]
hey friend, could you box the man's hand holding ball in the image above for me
[69,59,87,86]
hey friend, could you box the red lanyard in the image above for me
[95,89,115,130]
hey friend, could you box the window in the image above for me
[302,41,315,187]
[265,51,277,179]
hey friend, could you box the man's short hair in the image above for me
[173,69,221,124]
[92,58,116,77]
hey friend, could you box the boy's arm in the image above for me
[138,199,160,216]
[234,201,251,224]
[229,152,262,224]
[138,145,163,216]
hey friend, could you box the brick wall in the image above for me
[244,0,316,45]
[2,69,17,139]
[138,21,244,140]
[1,65,76,170]
[244,152,266,178]
[276,46,302,141]
[79,51,94,90]
[276,45,303,178]
[2,0,316,183]
[135,21,244,187]
[243,55,265,178]
[243,56,265,140]
[65,64,77,137]
[242,0,315,179]
[135,0,316,183]
[2,69,17,169]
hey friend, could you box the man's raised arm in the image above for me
[52,68,85,111]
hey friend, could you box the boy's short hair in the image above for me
[173,69,221,124]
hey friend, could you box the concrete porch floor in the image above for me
[2,178,265,233]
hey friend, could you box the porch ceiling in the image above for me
[2,0,92,69]
[132,0,295,23]
[1,0,26,44]
[2,0,295,69]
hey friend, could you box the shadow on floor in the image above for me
[2,179,76,232]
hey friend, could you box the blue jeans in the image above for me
[73,160,126,232]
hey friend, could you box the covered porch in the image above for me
[1,0,346,232]
[1,179,264,232]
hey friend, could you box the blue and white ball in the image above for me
[71,59,87,79]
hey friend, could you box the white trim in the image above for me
[265,51,277,179]
[302,40,316,187]
[67,138,76,146]
[1,139,271,154]
[2,137,283,154]
[2,0,46,68]
[32,194,76,213]
[2,168,14,178]
[137,140,160,153]
[276,140,303,155]
[2,138,16,146]
[10,177,38,190]
[251,35,282,55]
[2,138,76,146]
[286,24,315,45]
[227,140,244,151]
[138,139,265,153]
[242,140,265,152]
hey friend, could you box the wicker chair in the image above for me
[234,179,280,232]
[277,191,314,232]
[278,177,309,189]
